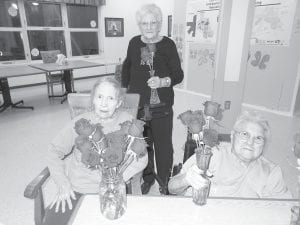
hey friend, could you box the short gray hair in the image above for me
[90,76,125,109]
[233,111,271,145]
[136,4,163,30]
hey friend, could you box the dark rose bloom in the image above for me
[177,110,193,125]
[141,47,151,63]
[293,133,300,158]
[81,150,101,167]
[102,146,124,168]
[147,43,156,53]
[130,138,148,157]
[75,135,93,153]
[74,118,95,136]
[188,119,203,134]
[90,123,104,142]
[178,110,206,134]
[119,120,132,134]
[102,130,127,167]
[193,110,205,127]
[128,119,145,137]
[203,129,219,147]
[203,101,222,119]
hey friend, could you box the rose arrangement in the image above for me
[178,102,223,205]
[74,118,147,177]
[178,109,219,154]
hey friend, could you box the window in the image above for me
[0,31,25,61]
[0,1,25,61]
[67,4,99,57]
[24,2,62,27]
[27,31,66,60]
[0,0,21,27]
[71,32,99,56]
[0,0,102,63]
[67,4,98,28]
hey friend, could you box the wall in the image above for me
[243,0,300,114]
[101,0,174,62]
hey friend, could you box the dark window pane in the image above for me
[25,1,62,27]
[71,32,99,56]
[0,0,21,27]
[27,31,66,60]
[0,31,25,61]
[67,4,98,28]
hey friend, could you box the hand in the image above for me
[185,165,208,190]
[50,182,76,213]
[147,77,161,89]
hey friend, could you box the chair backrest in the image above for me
[67,92,140,119]
[40,50,60,63]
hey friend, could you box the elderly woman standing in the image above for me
[168,111,291,199]
[122,4,184,194]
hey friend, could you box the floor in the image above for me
[0,78,299,225]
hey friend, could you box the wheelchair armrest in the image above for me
[24,167,50,199]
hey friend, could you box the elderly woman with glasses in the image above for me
[122,4,184,194]
[168,111,291,198]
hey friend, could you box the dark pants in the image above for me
[43,192,82,225]
[142,108,174,188]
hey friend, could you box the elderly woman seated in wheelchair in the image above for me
[29,77,148,225]
[168,111,291,199]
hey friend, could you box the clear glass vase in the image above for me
[192,177,211,205]
[99,171,127,220]
[192,146,213,206]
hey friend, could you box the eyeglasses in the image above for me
[235,131,265,145]
[140,21,158,27]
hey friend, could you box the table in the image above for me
[0,65,45,113]
[69,195,299,225]
[30,60,104,103]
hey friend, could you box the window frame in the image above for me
[0,0,103,65]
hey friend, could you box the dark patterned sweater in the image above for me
[122,35,184,107]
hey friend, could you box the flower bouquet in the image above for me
[74,118,147,219]
[178,102,222,205]
[141,43,161,105]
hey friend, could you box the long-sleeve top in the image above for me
[122,35,184,107]
[47,110,148,194]
[182,142,292,198]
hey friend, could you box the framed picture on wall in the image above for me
[168,15,172,37]
[104,17,124,37]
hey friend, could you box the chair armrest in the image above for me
[24,167,50,199]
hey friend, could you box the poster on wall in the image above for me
[185,0,221,44]
[251,0,297,46]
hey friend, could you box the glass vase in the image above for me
[149,70,161,105]
[192,146,213,206]
[192,177,211,206]
[99,172,127,220]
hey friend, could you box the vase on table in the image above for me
[149,70,161,105]
[99,171,127,220]
[192,146,212,206]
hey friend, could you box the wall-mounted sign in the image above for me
[251,0,297,46]
[186,0,221,44]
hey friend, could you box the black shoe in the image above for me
[141,181,155,195]
[159,186,169,195]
